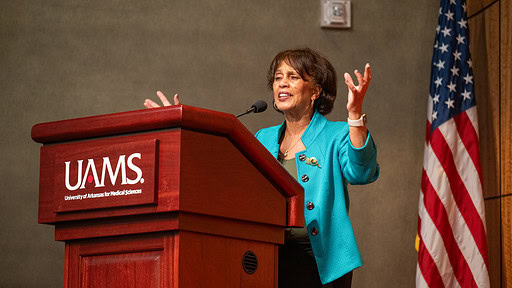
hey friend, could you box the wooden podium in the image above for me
[31,105,304,288]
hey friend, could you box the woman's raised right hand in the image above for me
[144,91,180,108]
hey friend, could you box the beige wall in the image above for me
[0,1,439,287]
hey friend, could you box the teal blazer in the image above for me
[255,110,379,284]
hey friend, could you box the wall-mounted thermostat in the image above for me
[321,0,351,29]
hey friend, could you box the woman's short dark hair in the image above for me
[267,48,337,115]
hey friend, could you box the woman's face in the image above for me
[273,61,319,116]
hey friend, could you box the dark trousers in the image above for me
[278,240,353,288]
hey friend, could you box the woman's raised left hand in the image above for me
[344,63,371,118]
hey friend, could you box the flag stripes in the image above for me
[452,110,483,184]
[418,108,490,286]
[422,168,478,287]
[431,123,489,270]
[419,192,460,288]
[417,223,445,287]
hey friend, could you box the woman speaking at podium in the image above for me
[144,48,379,288]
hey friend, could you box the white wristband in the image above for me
[347,114,367,127]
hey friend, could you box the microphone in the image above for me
[236,100,267,118]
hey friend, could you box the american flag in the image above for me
[416,0,490,287]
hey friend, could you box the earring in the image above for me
[273,99,283,113]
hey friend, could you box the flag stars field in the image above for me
[445,10,454,21]
[453,50,461,61]
[458,18,467,28]
[456,35,465,45]
[440,43,449,53]
[435,77,443,87]
[444,98,455,109]
[463,73,473,84]
[436,60,445,70]
[447,82,457,92]
[441,27,451,37]
[461,89,472,101]
[450,66,459,76]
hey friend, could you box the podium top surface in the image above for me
[33,105,235,144]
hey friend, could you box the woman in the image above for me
[145,48,379,287]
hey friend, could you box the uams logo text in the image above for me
[65,153,144,191]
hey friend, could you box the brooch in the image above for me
[305,157,321,168]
